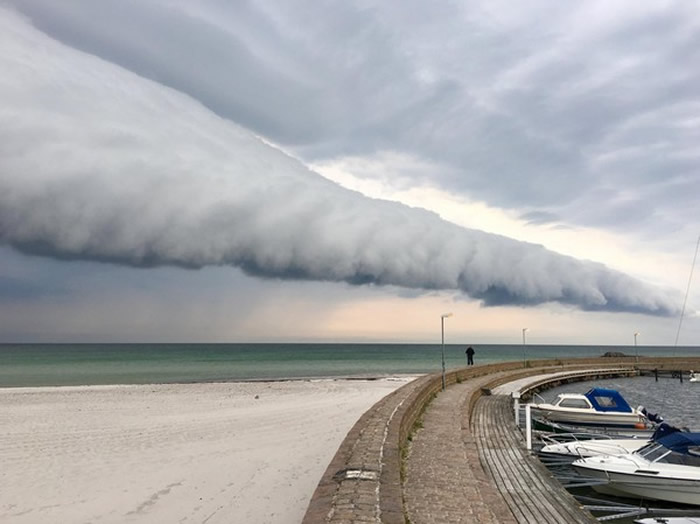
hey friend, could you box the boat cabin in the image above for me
[551,388,634,413]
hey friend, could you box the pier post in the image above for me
[512,391,520,426]
[525,404,532,450]
[655,368,658,382]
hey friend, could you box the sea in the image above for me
[1,342,698,387]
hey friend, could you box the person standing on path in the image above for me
[465,346,475,366]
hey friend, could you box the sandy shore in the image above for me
[0,377,415,524]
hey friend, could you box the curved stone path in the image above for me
[403,373,517,524]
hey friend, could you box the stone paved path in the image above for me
[403,374,517,524]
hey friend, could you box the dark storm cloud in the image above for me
[0,9,680,317]
[7,0,327,144]
[8,0,699,236]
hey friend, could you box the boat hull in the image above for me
[531,406,646,429]
[540,438,647,458]
[573,464,700,506]
[533,418,654,438]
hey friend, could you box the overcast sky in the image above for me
[1,1,699,345]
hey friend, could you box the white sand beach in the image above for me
[0,377,415,524]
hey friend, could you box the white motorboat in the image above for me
[529,387,654,430]
[540,433,649,458]
[690,370,699,383]
[573,425,700,506]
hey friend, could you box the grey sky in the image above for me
[9,0,699,235]
[0,2,698,342]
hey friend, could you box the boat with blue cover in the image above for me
[529,387,654,430]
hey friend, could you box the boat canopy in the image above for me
[651,423,680,440]
[583,388,633,413]
[655,430,700,455]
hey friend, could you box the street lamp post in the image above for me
[522,328,529,364]
[441,313,453,391]
[634,332,639,362]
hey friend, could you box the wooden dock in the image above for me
[474,394,596,523]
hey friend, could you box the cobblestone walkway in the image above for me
[403,374,517,524]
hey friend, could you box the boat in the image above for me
[690,370,699,383]
[540,432,649,458]
[573,424,700,506]
[529,387,654,430]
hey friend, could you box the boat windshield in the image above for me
[557,398,591,409]
[637,443,668,461]
[638,441,700,466]
[657,450,700,467]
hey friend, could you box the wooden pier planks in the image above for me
[474,395,597,524]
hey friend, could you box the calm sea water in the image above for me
[0,343,698,387]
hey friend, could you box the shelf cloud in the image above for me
[8,0,700,242]
[0,7,679,316]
